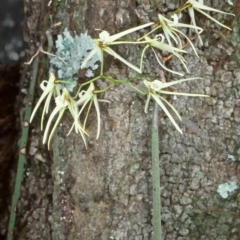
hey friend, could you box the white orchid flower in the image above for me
[71,82,110,140]
[158,14,203,57]
[143,78,208,133]
[141,35,188,76]
[182,0,234,45]
[43,88,87,149]
[81,22,154,74]
[30,72,60,130]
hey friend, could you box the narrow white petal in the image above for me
[174,52,189,72]
[47,108,66,149]
[173,31,183,48]
[196,8,233,30]
[156,77,201,89]
[68,103,78,132]
[42,105,64,144]
[164,27,178,46]
[159,15,179,46]
[104,47,142,73]
[108,22,154,42]
[81,46,101,69]
[140,45,149,73]
[93,96,101,139]
[152,94,182,134]
[188,7,203,45]
[109,39,153,45]
[144,94,151,113]
[160,90,208,97]
[30,90,50,123]
[171,22,203,32]
[30,72,57,124]
[67,104,88,148]
[192,0,234,16]
[77,126,88,149]
[41,91,54,131]
[149,37,186,53]
[98,99,111,104]
[173,28,199,57]
[152,48,184,76]
[77,98,91,120]
[77,83,95,106]
[159,95,182,121]
[67,122,75,136]
[67,115,88,148]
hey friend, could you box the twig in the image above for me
[7,12,59,240]
[7,57,39,240]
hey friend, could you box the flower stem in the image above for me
[152,102,162,240]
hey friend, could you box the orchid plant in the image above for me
[29,0,234,150]
[25,2,234,240]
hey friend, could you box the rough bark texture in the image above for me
[8,0,240,239]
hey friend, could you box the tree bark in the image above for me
[13,0,240,239]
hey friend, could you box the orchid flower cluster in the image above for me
[29,73,109,149]
[30,0,234,149]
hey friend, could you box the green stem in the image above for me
[152,102,162,240]
[7,58,39,240]
[138,26,161,41]
[101,74,154,83]
[78,75,102,88]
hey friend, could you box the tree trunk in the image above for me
[11,0,240,239]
